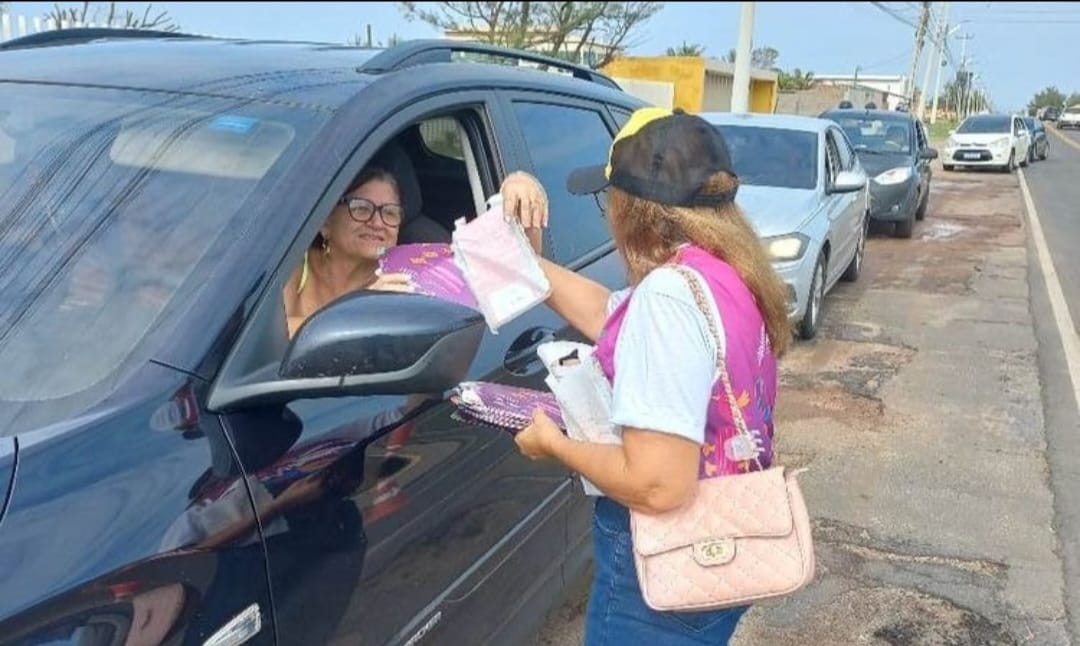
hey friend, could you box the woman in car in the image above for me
[283,166,415,338]
[505,107,793,645]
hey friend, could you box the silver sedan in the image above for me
[699,112,870,340]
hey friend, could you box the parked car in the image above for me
[0,30,649,646]
[1038,105,1060,122]
[942,113,1032,173]
[819,108,937,239]
[698,112,869,340]
[1022,116,1050,162]
[1058,105,1080,130]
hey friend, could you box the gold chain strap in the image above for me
[669,265,762,469]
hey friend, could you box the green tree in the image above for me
[1028,86,1066,113]
[666,40,704,56]
[724,45,778,70]
[777,68,814,91]
[1067,92,1080,107]
[399,1,663,69]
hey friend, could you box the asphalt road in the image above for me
[1021,124,1080,645]
[531,138,1078,645]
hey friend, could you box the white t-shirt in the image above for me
[581,266,724,496]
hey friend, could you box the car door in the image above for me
[824,127,860,284]
[493,88,634,579]
[1013,117,1030,159]
[213,89,580,646]
[914,119,933,196]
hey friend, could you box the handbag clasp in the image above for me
[693,538,736,566]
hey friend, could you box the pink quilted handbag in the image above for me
[628,266,816,612]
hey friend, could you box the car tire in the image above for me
[841,215,867,283]
[915,189,929,221]
[798,252,827,340]
[1002,150,1016,173]
[1041,144,1049,161]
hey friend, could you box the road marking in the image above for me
[1048,127,1080,153]
[1019,168,1080,415]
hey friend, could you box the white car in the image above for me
[1058,105,1080,130]
[699,112,869,340]
[942,114,1032,173]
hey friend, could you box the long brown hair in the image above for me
[607,171,793,358]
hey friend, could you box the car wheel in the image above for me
[915,189,929,221]
[798,252,827,340]
[1003,150,1016,173]
[841,215,867,283]
[1019,148,1029,168]
[1041,144,1049,161]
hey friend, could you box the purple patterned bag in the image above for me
[450,381,566,434]
[378,243,480,310]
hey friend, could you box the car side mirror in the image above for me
[830,169,866,194]
[919,148,939,160]
[210,291,486,411]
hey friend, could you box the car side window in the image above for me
[831,128,855,170]
[915,121,928,150]
[609,106,633,130]
[512,101,615,264]
[824,131,842,183]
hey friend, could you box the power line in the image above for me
[870,1,919,30]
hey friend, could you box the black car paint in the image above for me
[819,109,935,224]
[0,36,644,646]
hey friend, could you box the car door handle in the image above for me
[504,327,556,376]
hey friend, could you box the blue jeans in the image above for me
[585,497,749,646]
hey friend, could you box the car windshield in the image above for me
[956,116,1011,134]
[822,115,912,155]
[711,124,818,189]
[0,83,324,435]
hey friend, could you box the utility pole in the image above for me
[956,33,973,120]
[915,3,940,120]
[906,1,933,107]
[929,3,955,124]
[731,2,755,113]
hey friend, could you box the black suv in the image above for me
[0,30,646,646]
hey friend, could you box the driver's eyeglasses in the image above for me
[338,197,404,227]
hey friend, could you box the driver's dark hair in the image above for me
[311,166,399,251]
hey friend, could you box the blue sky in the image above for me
[9,1,1080,112]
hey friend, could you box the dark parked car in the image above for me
[1023,116,1050,162]
[0,30,648,646]
[819,108,937,238]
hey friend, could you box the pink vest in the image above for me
[594,245,777,479]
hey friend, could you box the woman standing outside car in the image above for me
[501,107,794,645]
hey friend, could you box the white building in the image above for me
[813,74,908,110]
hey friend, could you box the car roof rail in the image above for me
[359,39,622,90]
[0,27,200,51]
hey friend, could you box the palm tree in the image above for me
[666,41,704,57]
[778,68,815,91]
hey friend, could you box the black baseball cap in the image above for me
[566,106,738,207]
